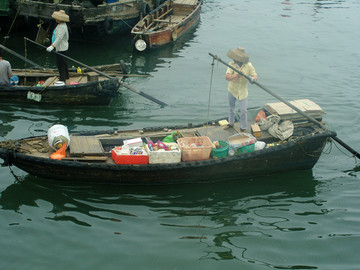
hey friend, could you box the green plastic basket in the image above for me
[211,140,229,158]
[235,143,255,154]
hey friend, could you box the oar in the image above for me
[209,52,360,159]
[0,44,43,69]
[24,37,168,107]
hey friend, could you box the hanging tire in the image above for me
[103,17,114,35]
[132,34,147,51]
[140,3,151,18]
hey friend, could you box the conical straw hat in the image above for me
[52,10,70,22]
[227,47,249,63]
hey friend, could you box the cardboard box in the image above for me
[87,72,99,82]
[228,133,257,154]
[218,119,229,126]
[145,143,181,164]
[251,124,261,138]
[123,137,143,147]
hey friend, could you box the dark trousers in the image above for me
[56,50,69,82]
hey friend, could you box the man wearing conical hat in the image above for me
[224,47,258,131]
[46,10,70,83]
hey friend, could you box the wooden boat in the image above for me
[0,0,11,17]
[9,0,164,41]
[0,99,337,184]
[0,67,120,105]
[131,0,201,51]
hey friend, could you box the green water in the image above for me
[1,0,360,269]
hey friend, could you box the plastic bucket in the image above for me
[47,124,70,150]
[54,81,65,86]
[211,140,229,159]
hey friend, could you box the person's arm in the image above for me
[225,72,240,81]
[225,64,240,81]
[7,63,12,79]
[248,63,258,82]
[52,24,66,49]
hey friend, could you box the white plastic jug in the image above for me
[47,124,70,150]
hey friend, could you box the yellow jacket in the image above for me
[226,61,257,100]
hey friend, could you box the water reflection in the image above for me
[281,0,292,18]
[0,157,325,268]
[314,0,346,9]
[0,171,317,223]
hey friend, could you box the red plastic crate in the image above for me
[112,149,149,164]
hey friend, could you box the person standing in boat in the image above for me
[46,10,70,84]
[0,50,13,85]
[224,47,258,131]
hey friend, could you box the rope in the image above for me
[24,38,28,85]
[2,4,21,45]
[8,165,22,183]
[205,58,216,136]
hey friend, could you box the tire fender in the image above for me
[140,3,151,18]
[119,60,128,79]
[104,17,114,35]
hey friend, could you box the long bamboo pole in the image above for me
[209,52,360,159]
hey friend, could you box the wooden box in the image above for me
[87,72,99,82]
[251,124,261,138]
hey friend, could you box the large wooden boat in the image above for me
[0,99,337,184]
[0,66,122,105]
[9,0,165,41]
[131,0,201,51]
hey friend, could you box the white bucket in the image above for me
[47,124,70,150]
[54,81,65,86]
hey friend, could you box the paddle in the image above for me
[0,44,43,69]
[24,38,168,107]
[209,52,360,159]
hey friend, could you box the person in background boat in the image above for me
[46,10,70,84]
[0,50,13,86]
[224,47,257,131]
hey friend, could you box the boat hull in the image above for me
[0,131,334,184]
[131,0,201,50]
[10,0,155,41]
[0,79,119,105]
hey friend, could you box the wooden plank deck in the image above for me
[70,136,105,157]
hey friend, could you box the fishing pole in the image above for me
[209,52,360,159]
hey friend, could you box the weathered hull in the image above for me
[0,80,119,105]
[0,130,334,184]
[10,0,155,40]
[146,4,200,48]
[131,0,201,50]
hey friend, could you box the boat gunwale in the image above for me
[0,129,336,171]
[131,0,201,36]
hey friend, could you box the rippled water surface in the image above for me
[1,0,360,269]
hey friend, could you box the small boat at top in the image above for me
[0,64,124,105]
[131,0,201,51]
[9,0,164,41]
[0,99,337,184]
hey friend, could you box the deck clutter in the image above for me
[0,99,337,184]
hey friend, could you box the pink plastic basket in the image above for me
[177,136,213,162]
